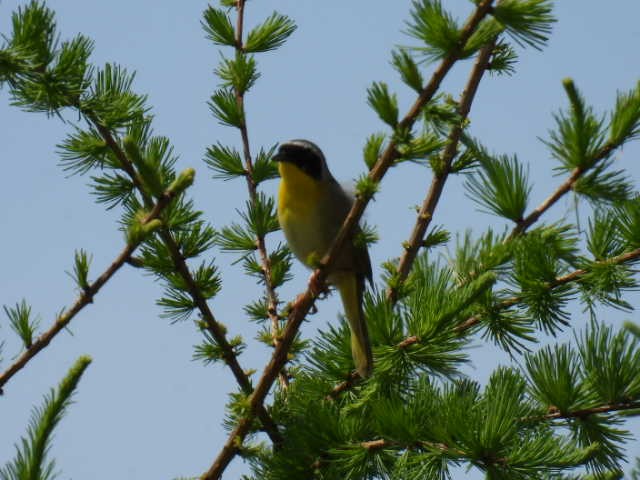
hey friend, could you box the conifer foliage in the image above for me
[1,1,640,479]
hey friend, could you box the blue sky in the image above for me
[1,1,640,479]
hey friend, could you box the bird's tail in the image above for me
[335,273,373,378]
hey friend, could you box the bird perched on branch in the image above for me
[274,139,373,378]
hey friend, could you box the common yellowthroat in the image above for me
[274,139,373,378]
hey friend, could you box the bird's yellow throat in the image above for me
[277,162,323,220]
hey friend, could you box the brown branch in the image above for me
[0,189,176,393]
[361,438,388,450]
[203,289,316,479]
[379,83,627,350]
[200,2,497,478]
[525,400,640,422]
[83,112,282,444]
[329,40,498,399]
[387,40,497,304]
[309,437,462,471]
[358,113,632,378]
[86,116,145,194]
[509,167,583,238]
[330,246,640,373]
[360,437,463,454]
[235,0,245,52]
[439,143,620,294]
[321,401,640,469]
[393,25,626,294]
[326,371,359,401]
[324,401,640,471]
[397,335,420,349]
[509,143,617,239]
[455,246,640,333]
[447,141,626,332]
[318,1,496,277]
[232,0,288,390]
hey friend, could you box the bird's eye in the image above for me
[278,143,324,180]
[299,150,322,180]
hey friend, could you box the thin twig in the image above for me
[524,400,640,422]
[359,437,464,456]
[0,190,175,393]
[326,371,359,401]
[232,0,288,389]
[329,40,497,400]
[359,401,640,458]
[438,142,625,334]
[329,78,632,398]
[235,0,245,52]
[309,437,459,471]
[329,246,640,394]
[200,2,497,478]
[440,143,619,289]
[460,246,640,333]
[509,167,583,238]
[84,112,283,444]
[387,81,624,343]
[359,402,640,454]
[387,40,497,304]
[509,143,617,239]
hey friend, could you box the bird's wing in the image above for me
[327,181,373,285]
[353,229,373,285]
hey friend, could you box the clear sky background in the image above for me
[1,1,640,479]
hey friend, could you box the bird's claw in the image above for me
[308,272,329,298]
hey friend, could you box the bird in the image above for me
[274,139,373,378]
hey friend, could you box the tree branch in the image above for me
[83,111,283,445]
[509,142,617,239]
[329,40,497,400]
[328,246,640,390]
[0,189,175,393]
[387,39,497,304]
[232,0,288,389]
[454,245,640,333]
[525,401,640,422]
[353,88,634,386]
[325,401,640,473]
[200,1,497,478]
[326,371,359,401]
[235,0,245,52]
[361,399,640,449]
[0,17,282,444]
[359,437,464,456]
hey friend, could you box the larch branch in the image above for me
[84,111,282,444]
[525,400,640,422]
[330,39,498,399]
[0,189,176,393]
[200,1,497,478]
[458,246,640,333]
[387,39,497,304]
[509,141,617,238]
[232,0,288,389]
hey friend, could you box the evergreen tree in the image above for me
[1,1,639,479]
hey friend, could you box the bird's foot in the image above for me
[308,272,329,298]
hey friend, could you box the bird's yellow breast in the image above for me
[277,162,325,266]
[277,162,323,220]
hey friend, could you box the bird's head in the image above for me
[273,139,333,182]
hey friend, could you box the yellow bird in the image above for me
[274,139,373,378]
